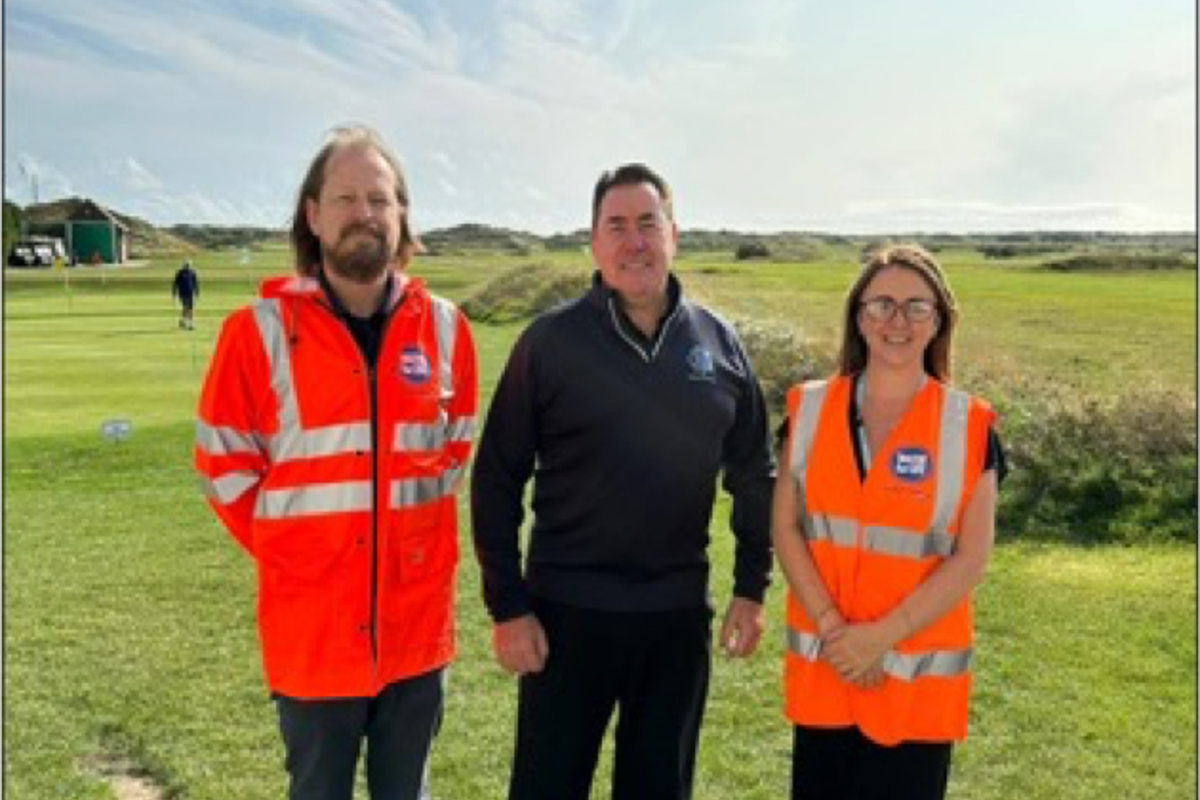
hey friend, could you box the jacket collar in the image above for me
[260,268,419,314]
[587,270,682,319]
[318,268,395,320]
[587,270,684,355]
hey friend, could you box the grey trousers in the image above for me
[275,668,445,800]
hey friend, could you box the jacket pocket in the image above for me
[387,500,458,585]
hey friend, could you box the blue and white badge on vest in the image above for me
[890,447,933,482]
[398,346,432,384]
[686,345,715,382]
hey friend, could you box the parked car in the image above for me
[6,237,64,268]
[7,242,55,268]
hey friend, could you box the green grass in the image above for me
[4,249,1195,799]
[672,248,1197,397]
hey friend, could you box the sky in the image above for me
[3,0,1196,234]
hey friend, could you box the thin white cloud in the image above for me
[102,157,164,192]
[429,151,458,174]
[496,0,592,47]
[837,199,1183,233]
[5,153,76,203]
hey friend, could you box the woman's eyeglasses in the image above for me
[859,296,937,323]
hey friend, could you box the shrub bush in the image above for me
[1042,253,1196,271]
[735,242,771,260]
[460,263,590,323]
[993,388,1196,544]
[732,318,837,428]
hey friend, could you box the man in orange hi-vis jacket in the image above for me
[195,124,477,800]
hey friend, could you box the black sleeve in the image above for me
[773,416,790,458]
[469,326,540,623]
[985,426,1008,486]
[720,337,777,603]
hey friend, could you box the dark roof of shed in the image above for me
[23,197,129,229]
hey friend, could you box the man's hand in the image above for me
[719,597,765,658]
[492,614,549,676]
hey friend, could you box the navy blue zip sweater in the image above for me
[470,272,775,622]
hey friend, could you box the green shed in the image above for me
[23,197,129,264]
[67,200,128,264]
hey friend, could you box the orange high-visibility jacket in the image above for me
[195,274,477,699]
[782,375,994,745]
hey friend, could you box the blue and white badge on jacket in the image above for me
[398,346,432,384]
[686,345,715,382]
[890,447,933,482]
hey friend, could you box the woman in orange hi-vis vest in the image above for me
[773,244,1005,800]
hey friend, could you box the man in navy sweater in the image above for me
[172,259,200,329]
[471,163,775,800]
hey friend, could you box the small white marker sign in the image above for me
[101,418,133,443]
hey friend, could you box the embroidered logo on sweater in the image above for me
[890,447,933,482]
[686,345,715,382]
[398,346,432,384]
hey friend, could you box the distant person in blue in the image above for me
[172,259,200,329]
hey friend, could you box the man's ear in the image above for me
[305,197,320,236]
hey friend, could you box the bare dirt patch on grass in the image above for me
[79,752,166,800]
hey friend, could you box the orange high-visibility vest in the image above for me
[782,375,993,745]
[195,274,477,699]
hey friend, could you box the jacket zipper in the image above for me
[607,297,682,363]
[367,360,380,666]
[308,285,396,683]
[367,306,398,673]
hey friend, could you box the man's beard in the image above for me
[323,225,392,284]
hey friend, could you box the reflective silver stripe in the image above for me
[430,296,458,402]
[863,524,955,559]
[252,301,374,462]
[390,473,458,508]
[444,463,465,491]
[788,380,829,482]
[881,646,973,681]
[805,515,955,560]
[931,388,970,537]
[447,416,474,444]
[281,423,372,460]
[200,471,260,504]
[255,482,373,519]
[253,299,304,462]
[786,628,824,660]
[196,420,264,456]
[395,422,447,451]
[787,626,972,680]
[394,418,475,451]
[801,383,972,560]
[247,295,468,516]
[804,513,858,548]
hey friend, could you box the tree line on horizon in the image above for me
[4,198,1196,263]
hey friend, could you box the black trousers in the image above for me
[508,599,713,800]
[791,725,952,800]
[274,668,444,800]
